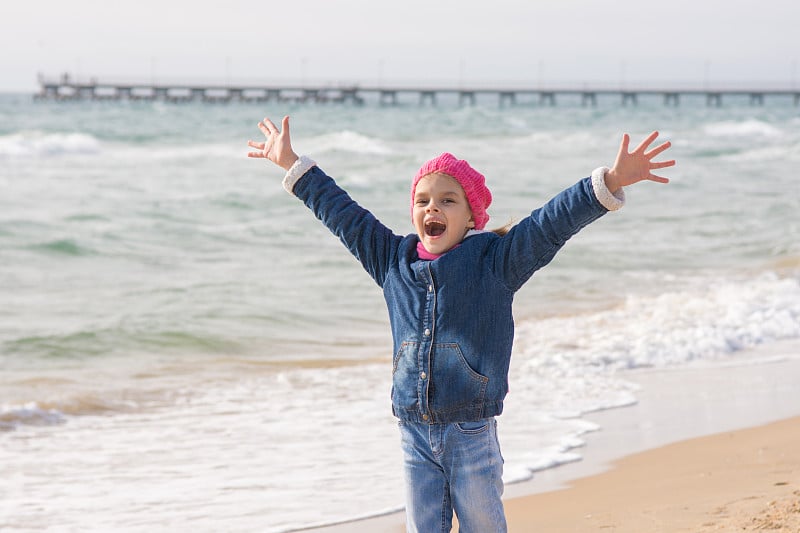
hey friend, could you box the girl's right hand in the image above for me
[247,115,299,171]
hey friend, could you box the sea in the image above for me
[1,90,799,532]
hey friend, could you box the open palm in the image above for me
[605,131,675,192]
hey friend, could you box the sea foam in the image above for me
[703,119,783,138]
[0,402,65,431]
[514,271,800,373]
[0,131,101,158]
[303,130,393,155]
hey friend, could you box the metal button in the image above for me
[422,414,429,421]
[428,284,433,292]
[424,328,431,336]
[420,372,427,380]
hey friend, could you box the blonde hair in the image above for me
[489,219,514,237]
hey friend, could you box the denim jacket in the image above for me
[283,156,624,424]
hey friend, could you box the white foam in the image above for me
[0,362,403,532]
[703,119,783,138]
[0,402,65,430]
[303,130,393,155]
[513,271,800,372]
[0,131,101,158]
[724,141,800,162]
[486,270,800,489]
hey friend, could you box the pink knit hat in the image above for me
[410,153,492,230]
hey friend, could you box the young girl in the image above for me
[247,117,674,532]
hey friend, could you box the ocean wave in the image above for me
[514,271,800,372]
[702,119,783,138]
[28,238,95,256]
[303,130,392,155]
[4,327,245,360]
[138,142,243,161]
[0,131,101,158]
[723,140,800,162]
[0,402,66,431]
[0,388,172,432]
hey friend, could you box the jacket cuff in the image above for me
[282,155,317,194]
[591,166,625,211]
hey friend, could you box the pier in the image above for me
[35,74,800,107]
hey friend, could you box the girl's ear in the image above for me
[467,219,475,229]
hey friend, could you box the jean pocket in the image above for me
[454,419,490,434]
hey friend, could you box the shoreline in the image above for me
[309,341,800,532]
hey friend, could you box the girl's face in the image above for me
[413,173,475,255]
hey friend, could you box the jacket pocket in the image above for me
[429,343,489,414]
[391,341,420,413]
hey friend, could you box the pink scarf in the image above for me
[416,242,459,261]
[415,230,481,261]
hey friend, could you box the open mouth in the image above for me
[425,220,446,237]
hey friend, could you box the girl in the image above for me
[247,117,674,532]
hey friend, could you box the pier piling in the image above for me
[419,91,437,106]
[499,91,516,107]
[458,91,476,107]
[539,92,556,106]
[581,93,597,107]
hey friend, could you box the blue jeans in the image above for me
[399,418,506,532]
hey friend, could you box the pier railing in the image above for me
[35,74,800,107]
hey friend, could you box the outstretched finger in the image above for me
[645,140,671,160]
[617,133,631,156]
[648,173,670,184]
[257,119,277,138]
[247,150,266,158]
[263,117,280,135]
[650,159,676,169]
[280,115,291,137]
[247,140,265,150]
[633,131,660,153]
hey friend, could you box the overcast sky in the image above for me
[2,0,798,92]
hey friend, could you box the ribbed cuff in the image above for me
[282,155,317,194]
[591,166,625,211]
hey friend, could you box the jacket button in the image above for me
[422,414,429,421]
[420,372,427,380]
[428,284,433,292]
[424,328,431,336]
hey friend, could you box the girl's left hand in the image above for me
[604,131,675,192]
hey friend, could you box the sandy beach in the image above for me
[312,346,800,532]
[504,415,800,532]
